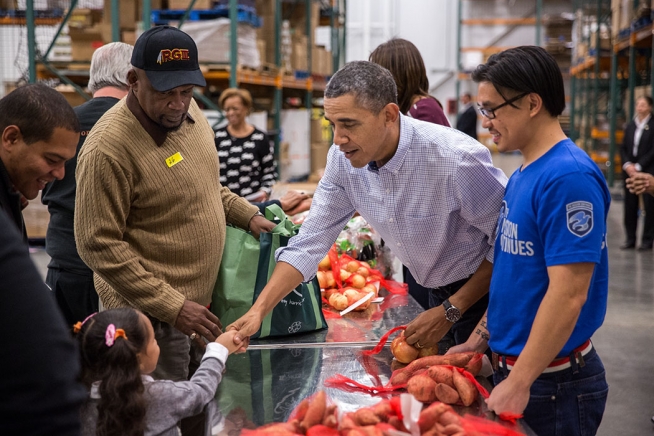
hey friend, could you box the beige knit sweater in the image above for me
[75,99,259,325]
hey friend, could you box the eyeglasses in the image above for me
[477,92,529,119]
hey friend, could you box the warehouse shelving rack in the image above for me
[455,0,545,146]
[14,0,345,162]
[570,0,653,187]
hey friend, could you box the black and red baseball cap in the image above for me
[131,25,206,92]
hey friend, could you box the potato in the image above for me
[434,383,460,404]
[427,365,454,388]
[407,374,437,402]
[452,369,478,407]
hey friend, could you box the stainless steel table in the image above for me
[213,291,535,435]
[249,291,423,348]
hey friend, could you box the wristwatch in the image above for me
[442,299,461,323]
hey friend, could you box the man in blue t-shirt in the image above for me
[448,46,610,436]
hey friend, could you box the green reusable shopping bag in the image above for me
[212,204,327,338]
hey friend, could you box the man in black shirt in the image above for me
[0,210,86,435]
[456,92,478,140]
[42,42,133,327]
[0,84,79,243]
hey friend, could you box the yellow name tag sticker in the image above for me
[165,152,184,168]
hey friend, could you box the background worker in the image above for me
[215,87,276,202]
[456,93,478,140]
[620,95,654,250]
[43,42,133,328]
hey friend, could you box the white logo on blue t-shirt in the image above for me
[566,201,594,237]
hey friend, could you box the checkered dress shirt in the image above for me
[277,114,508,288]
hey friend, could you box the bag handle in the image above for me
[264,204,298,237]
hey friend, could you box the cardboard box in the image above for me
[69,26,105,61]
[310,142,330,173]
[103,0,138,30]
[122,30,137,45]
[280,109,310,181]
[256,38,266,64]
[291,40,308,71]
[68,8,103,29]
[168,0,213,10]
[0,0,16,9]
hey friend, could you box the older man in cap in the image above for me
[75,26,274,383]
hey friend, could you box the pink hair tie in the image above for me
[105,324,128,347]
[73,312,97,333]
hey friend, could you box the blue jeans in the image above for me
[428,276,489,355]
[493,347,608,436]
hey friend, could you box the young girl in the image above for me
[75,308,239,436]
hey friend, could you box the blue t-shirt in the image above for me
[488,139,610,357]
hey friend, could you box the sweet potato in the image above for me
[418,401,453,432]
[407,374,437,402]
[464,352,483,376]
[388,416,409,432]
[369,400,392,420]
[390,359,408,372]
[442,423,465,435]
[340,413,358,431]
[353,408,380,426]
[302,390,326,429]
[452,369,478,407]
[307,425,340,436]
[395,352,473,383]
[322,414,337,429]
[418,345,439,358]
[291,398,310,421]
[434,383,460,404]
[244,422,301,434]
[427,365,454,388]
[439,411,461,427]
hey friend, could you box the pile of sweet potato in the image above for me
[240,391,336,435]
[390,352,484,407]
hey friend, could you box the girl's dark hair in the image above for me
[77,309,148,436]
[369,38,433,115]
[471,45,566,117]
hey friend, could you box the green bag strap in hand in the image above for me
[264,204,298,237]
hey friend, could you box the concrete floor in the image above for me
[28,153,654,435]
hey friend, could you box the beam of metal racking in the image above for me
[229,0,238,88]
[26,0,36,83]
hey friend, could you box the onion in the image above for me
[391,335,420,364]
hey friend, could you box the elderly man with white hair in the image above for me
[42,42,133,328]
